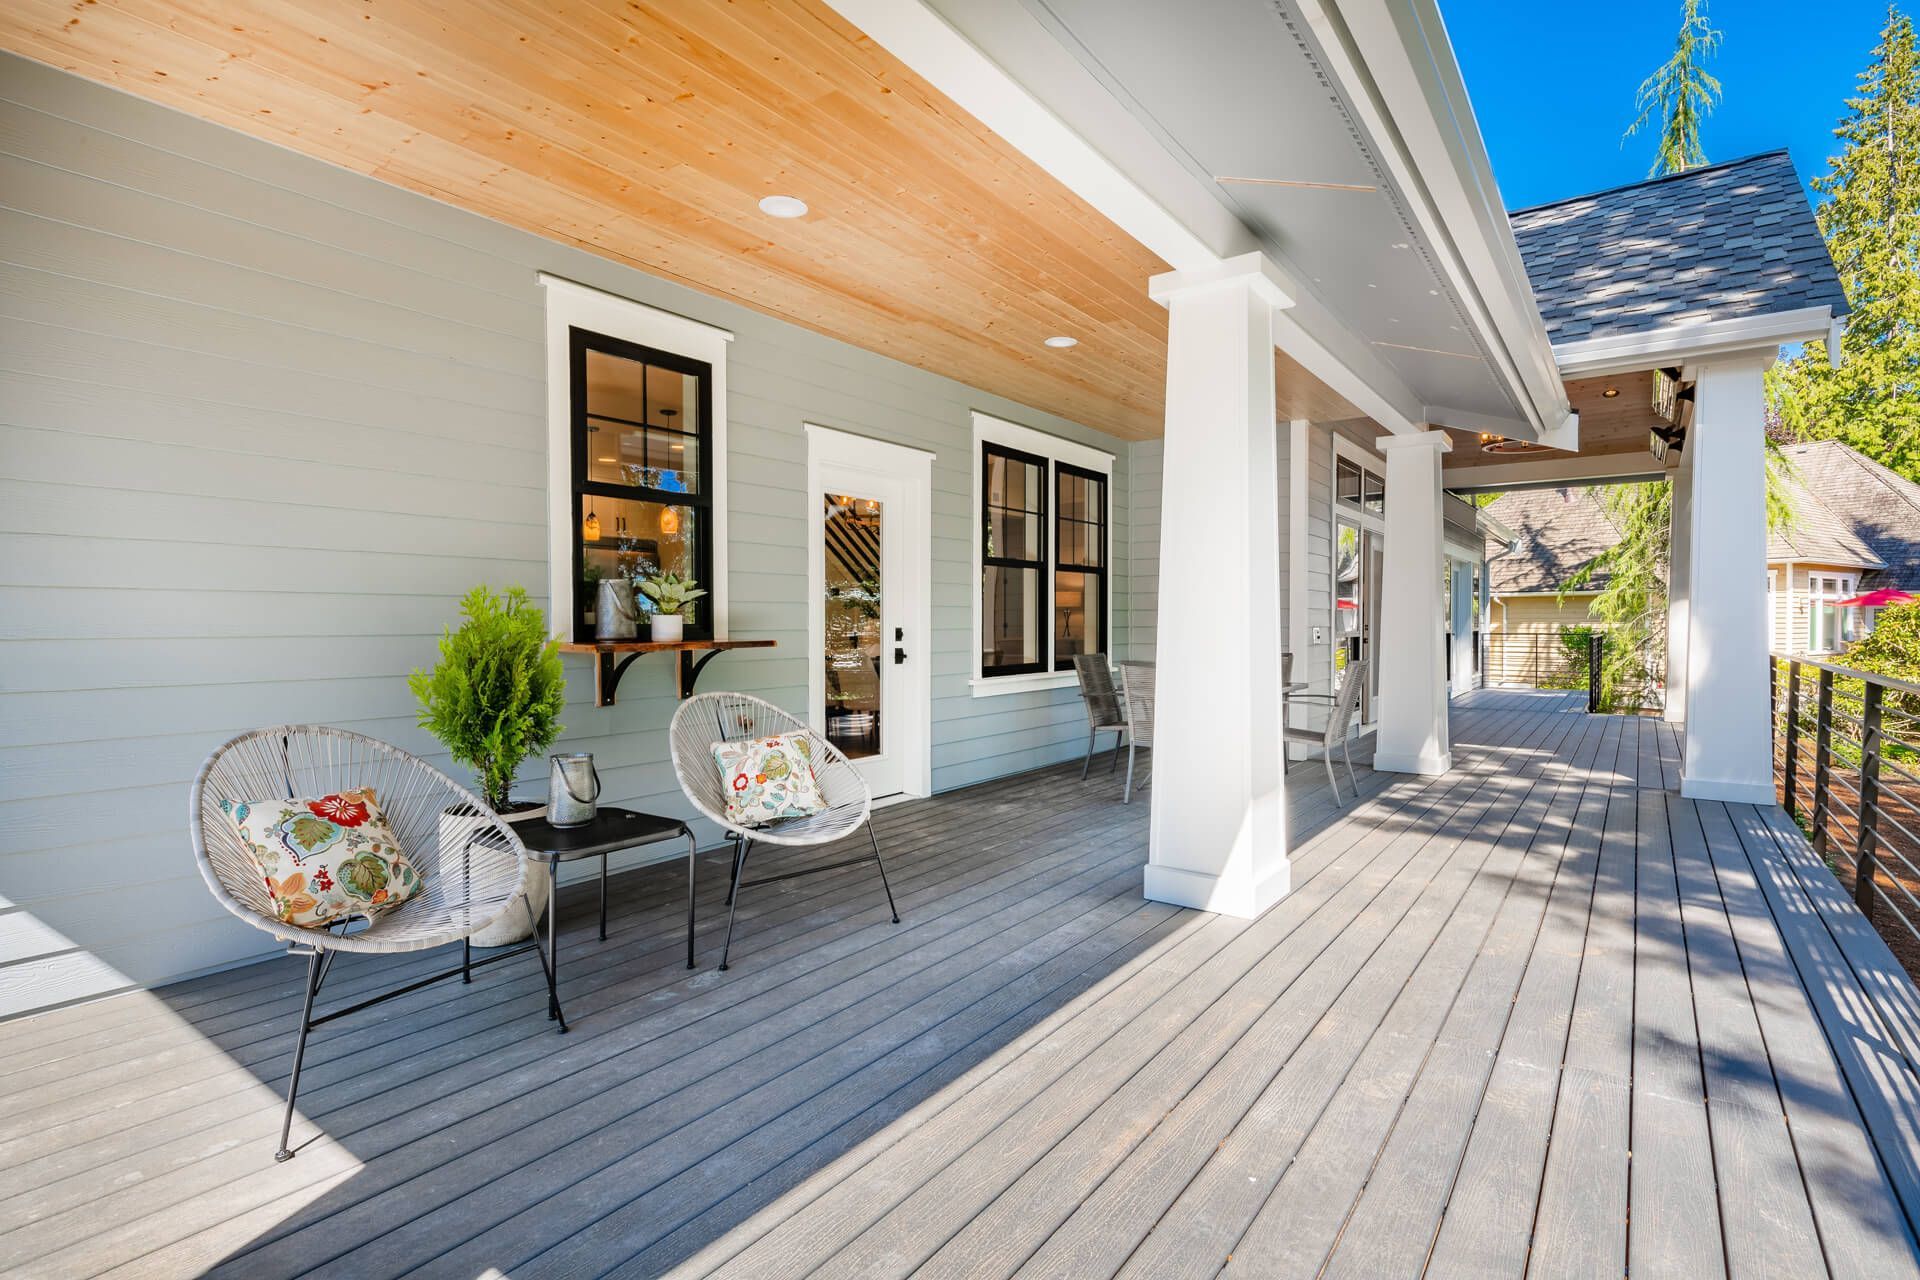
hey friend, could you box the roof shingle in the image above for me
[1510,151,1847,345]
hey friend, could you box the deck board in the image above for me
[4,690,1920,1279]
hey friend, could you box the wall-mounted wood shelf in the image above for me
[558,639,776,707]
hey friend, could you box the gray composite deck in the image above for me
[5,688,1920,1278]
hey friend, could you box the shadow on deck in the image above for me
[4,689,1920,1278]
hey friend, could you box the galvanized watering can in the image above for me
[548,752,601,828]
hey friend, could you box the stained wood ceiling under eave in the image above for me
[0,0,1183,438]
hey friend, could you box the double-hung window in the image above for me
[568,327,715,643]
[974,414,1113,689]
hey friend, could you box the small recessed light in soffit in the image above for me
[1044,335,1078,349]
[1602,387,1621,398]
[758,194,809,218]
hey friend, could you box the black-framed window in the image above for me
[981,442,1049,676]
[1336,455,1385,514]
[570,327,715,643]
[1054,463,1107,670]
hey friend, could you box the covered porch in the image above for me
[6,689,1919,1278]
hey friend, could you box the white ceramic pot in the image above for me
[650,613,685,643]
[448,802,552,947]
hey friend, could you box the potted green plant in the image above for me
[637,570,707,642]
[410,584,566,944]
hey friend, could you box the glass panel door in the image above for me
[823,493,884,760]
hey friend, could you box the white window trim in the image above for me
[1806,571,1857,654]
[970,411,1115,697]
[540,273,732,646]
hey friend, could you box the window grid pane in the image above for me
[982,443,1049,676]
[1054,464,1107,671]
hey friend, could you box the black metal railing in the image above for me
[1485,630,1589,691]
[1772,654,1920,967]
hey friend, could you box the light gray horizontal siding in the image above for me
[1126,438,1163,662]
[0,54,1139,1018]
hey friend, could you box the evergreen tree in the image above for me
[1770,9,1920,480]
[1624,0,1723,176]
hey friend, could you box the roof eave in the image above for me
[1552,304,1839,379]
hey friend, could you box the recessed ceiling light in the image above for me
[1602,387,1620,398]
[758,194,808,218]
[1392,242,1411,250]
[1044,335,1078,349]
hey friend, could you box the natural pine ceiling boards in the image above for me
[0,0,1183,437]
[1439,373,1660,469]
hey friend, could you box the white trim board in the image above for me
[804,423,935,799]
[540,273,732,648]
[1552,305,1834,379]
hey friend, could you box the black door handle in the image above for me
[894,647,907,665]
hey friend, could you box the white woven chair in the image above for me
[1071,653,1127,780]
[1284,659,1370,804]
[1117,660,1156,804]
[669,692,899,970]
[191,725,563,1163]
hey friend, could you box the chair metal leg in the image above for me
[546,862,561,1020]
[462,936,472,985]
[526,890,568,1033]
[1343,740,1359,798]
[1111,731,1125,773]
[1326,750,1342,805]
[1123,740,1137,804]
[275,948,326,1162]
[720,837,752,971]
[868,825,900,924]
[685,831,698,970]
[725,835,746,906]
[1081,728,1096,781]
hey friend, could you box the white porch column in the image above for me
[1144,253,1293,918]
[1450,557,1475,695]
[1375,432,1453,774]
[1665,460,1693,724]
[1681,354,1774,802]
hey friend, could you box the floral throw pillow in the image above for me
[221,787,424,930]
[711,733,828,828]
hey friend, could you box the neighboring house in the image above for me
[1481,440,1920,667]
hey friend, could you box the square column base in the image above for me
[1679,775,1776,805]
[1373,747,1452,776]
[1144,857,1291,919]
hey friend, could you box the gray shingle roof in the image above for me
[1775,440,1920,587]
[1509,151,1847,345]
[1484,487,1625,594]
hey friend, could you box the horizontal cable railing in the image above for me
[1773,654,1920,976]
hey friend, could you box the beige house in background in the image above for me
[1482,439,1920,679]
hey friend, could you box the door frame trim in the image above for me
[805,423,935,800]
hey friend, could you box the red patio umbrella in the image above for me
[1834,587,1915,609]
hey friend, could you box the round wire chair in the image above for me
[669,692,898,969]
[190,724,564,1161]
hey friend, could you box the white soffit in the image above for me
[885,0,1568,441]
[832,0,1430,434]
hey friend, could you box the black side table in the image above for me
[506,808,698,1024]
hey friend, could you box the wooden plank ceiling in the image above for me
[1439,372,1662,470]
[1,0,1198,437]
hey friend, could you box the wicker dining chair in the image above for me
[1117,660,1156,804]
[1071,653,1127,780]
[669,692,899,970]
[1284,658,1370,804]
[190,725,563,1163]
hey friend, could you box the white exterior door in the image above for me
[806,425,933,800]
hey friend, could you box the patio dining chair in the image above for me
[670,692,899,971]
[1284,658,1370,804]
[190,725,563,1163]
[1071,653,1127,780]
[1117,660,1156,804]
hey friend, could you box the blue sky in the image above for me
[1442,0,1893,210]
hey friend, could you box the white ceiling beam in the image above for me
[1443,450,1667,492]
[822,0,1424,435]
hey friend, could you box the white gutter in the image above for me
[1553,305,1838,379]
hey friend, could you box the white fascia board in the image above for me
[824,0,1425,436]
[1442,450,1667,492]
[1553,305,1835,379]
[1423,404,1581,448]
[1301,0,1573,442]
